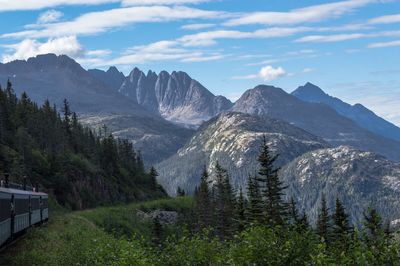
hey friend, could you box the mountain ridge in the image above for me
[292,82,400,142]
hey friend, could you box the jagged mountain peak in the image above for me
[119,67,233,125]
[293,82,327,97]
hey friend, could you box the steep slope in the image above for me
[119,68,233,125]
[232,85,400,162]
[292,82,400,142]
[0,54,144,115]
[88,66,125,91]
[282,146,400,225]
[156,112,328,195]
[0,54,193,165]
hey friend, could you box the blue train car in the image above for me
[0,187,48,247]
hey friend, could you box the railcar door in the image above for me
[0,191,12,246]
[30,196,41,225]
[13,193,30,233]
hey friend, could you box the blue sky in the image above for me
[0,0,399,125]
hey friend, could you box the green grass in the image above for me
[0,197,193,266]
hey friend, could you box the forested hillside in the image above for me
[0,80,166,209]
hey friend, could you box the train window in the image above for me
[42,198,48,208]
[31,198,40,210]
[15,198,29,215]
[0,198,10,221]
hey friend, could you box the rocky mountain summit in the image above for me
[118,68,233,126]
[232,85,400,161]
[292,82,400,142]
[156,112,328,195]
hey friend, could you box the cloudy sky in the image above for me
[0,0,399,125]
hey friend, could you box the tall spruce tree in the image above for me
[246,174,263,224]
[214,161,235,240]
[256,135,287,225]
[363,208,384,246]
[235,188,247,232]
[332,197,352,240]
[289,197,300,225]
[195,168,213,229]
[149,166,158,190]
[316,194,331,243]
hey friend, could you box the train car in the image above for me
[0,186,48,247]
[41,194,49,221]
[0,188,12,246]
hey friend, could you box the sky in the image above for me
[0,0,399,126]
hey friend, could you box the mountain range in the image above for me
[1,53,400,224]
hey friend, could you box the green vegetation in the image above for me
[0,81,166,209]
[2,196,399,266]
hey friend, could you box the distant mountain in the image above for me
[0,54,193,165]
[232,85,400,162]
[292,82,400,142]
[88,66,125,92]
[156,112,328,195]
[119,68,233,126]
[282,146,400,225]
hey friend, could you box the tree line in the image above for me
[0,80,165,209]
[189,136,396,256]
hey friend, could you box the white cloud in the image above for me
[0,0,119,12]
[295,30,400,42]
[368,40,400,48]
[259,65,286,81]
[232,65,286,81]
[122,0,211,5]
[178,27,310,46]
[181,23,215,30]
[37,10,63,23]
[2,36,83,63]
[2,6,224,39]
[225,0,375,26]
[369,13,400,24]
[94,40,224,66]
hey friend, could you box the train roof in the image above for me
[0,187,48,196]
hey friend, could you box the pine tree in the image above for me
[195,168,213,229]
[149,166,158,190]
[297,210,310,232]
[235,188,247,232]
[332,197,352,240]
[214,161,235,240]
[316,194,331,243]
[256,135,287,225]
[363,208,383,246]
[289,197,299,225]
[246,174,263,223]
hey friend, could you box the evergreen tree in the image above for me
[235,188,247,232]
[246,174,263,223]
[149,167,158,190]
[316,194,331,243]
[332,197,352,240]
[289,197,300,225]
[297,210,310,232]
[195,168,213,229]
[363,208,384,246]
[256,135,287,225]
[214,161,235,240]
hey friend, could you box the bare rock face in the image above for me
[136,210,179,225]
[119,69,233,126]
[232,85,400,162]
[281,146,400,225]
[156,112,328,195]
